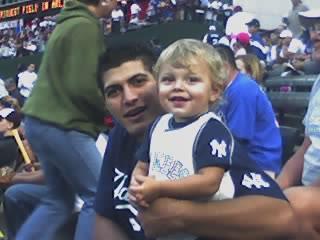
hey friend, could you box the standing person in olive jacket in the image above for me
[19,0,117,239]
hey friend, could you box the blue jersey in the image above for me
[216,73,282,173]
[94,124,146,240]
[249,33,268,61]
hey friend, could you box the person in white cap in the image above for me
[277,9,320,239]
[288,9,320,74]
[279,29,305,62]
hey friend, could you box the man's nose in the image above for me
[123,85,138,105]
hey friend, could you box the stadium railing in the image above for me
[265,74,318,163]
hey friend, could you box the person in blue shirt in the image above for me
[214,44,282,176]
[94,43,299,240]
[277,10,320,239]
[246,18,268,62]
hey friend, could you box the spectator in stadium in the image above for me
[235,54,265,84]
[278,29,306,64]
[111,3,124,33]
[2,165,45,240]
[17,0,117,239]
[287,0,309,38]
[3,131,108,239]
[0,78,8,99]
[0,107,22,169]
[290,10,320,74]
[17,63,37,104]
[266,27,283,67]
[175,0,187,21]
[158,0,175,22]
[246,18,269,62]
[94,42,299,240]
[184,0,197,21]
[202,24,222,46]
[214,44,282,176]
[4,78,24,107]
[129,0,142,25]
[232,32,250,57]
[277,9,320,239]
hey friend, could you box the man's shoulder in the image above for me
[229,73,260,94]
[109,124,139,150]
[109,123,131,142]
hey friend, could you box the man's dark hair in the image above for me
[214,44,237,69]
[97,43,157,94]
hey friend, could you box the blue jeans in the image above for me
[16,117,102,240]
[4,184,47,239]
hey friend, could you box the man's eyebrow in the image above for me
[103,73,149,92]
[127,73,148,81]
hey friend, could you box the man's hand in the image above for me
[137,198,185,238]
[0,166,15,187]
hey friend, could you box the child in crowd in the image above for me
[129,39,284,240]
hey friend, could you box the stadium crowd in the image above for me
[0,0,235,59]
[0,0,319,239]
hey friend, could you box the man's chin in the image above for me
[127,123,149,139]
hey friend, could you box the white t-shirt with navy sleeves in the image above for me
[136,112,287,240]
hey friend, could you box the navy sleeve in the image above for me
[230,169,287,200]
[194,118,233,171]
[135,119,159,163]
[94,127,117,219]
[225,83,257,141]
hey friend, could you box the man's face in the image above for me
[0,118,12,133]
[27,64,35,72]
[281,37,292,46]
[248,25,257,34]
[102,60,162,138]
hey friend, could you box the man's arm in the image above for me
[276,136,311,189]
[138,196,300,240]
[94,214,130,240]
[11,170,45,185]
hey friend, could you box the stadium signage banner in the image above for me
[0,0,63,22]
